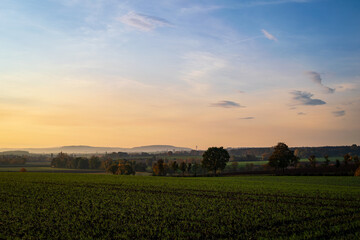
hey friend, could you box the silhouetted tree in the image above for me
[134,162,147,172]
[89,156,101,169]
[335,159,340,168]
[308,155,316,168]
[324,155,330,166]
[192,162,200,177]
[268,142,295,172]
[171,161,178,173]
[77,157,89,169]
[202,147,230,175]
[187,162,192,173]
[179,161,187,176]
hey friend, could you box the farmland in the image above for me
[1,173,359,239]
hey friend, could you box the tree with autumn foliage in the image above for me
[152,159,168,176]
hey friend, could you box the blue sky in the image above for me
[0,0,359,148]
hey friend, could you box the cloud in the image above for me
[180,5,222,14]
[252,0,310,6]
[119,11,171,31]
[290,91,326,106]
[332,110,345,117]
[261,29,277,41]
[305,71,335,93]
[181,52,227,93]
[297,112,306,115]
[239,117,254,120]
[211,101,245,108]
[335,82,359,92]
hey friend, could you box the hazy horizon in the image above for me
[1,0,359,149]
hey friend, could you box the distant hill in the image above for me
[0,145,192,154]
[130,145,191,153]
[0,150,30,156]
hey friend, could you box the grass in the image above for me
[0,173,359,239]
[0,166,103,173]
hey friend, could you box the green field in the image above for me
[0,166,103,173]
[1,173,359,239]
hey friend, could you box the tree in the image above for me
[106,164,118,174]
[268,142,295,172]
[291,155,300,168]
[187,162,192,173]
[152,159,167,176]
[134,162,147,172]
[324,155,330,166]
[89,156,101,169]
[353,155,359,167]
[179,162,187,176]
[117,162,135,175]
[51,152,71,168]
[343,153,352,166]
[202,147,230,175]
[308,155,316,168]
[77,157,89,169]
[171,161,179,174]
[192,161,200,177]
[335,159,340,168]
[355,165,360,177]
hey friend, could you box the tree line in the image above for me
[51,152,102,169]
[0,155,27,165]
[50,144,360,176]
[0,154,49,165]
[228,144,360,159]
[152,147,230,176]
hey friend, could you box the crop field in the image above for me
[0,173,359,239]
[0,166,103,173]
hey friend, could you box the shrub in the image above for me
[355,166,360,177]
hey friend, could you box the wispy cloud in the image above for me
[119,11,171,32]
[297,112,306,115]
[332,110,345,117]
[261,29,277,41]
[180,0,311,13]
[291,91,326,106]
[180,5,222,14]
[335,82,359,92]
[181,52,227,93]
[305,71,335,93]
[239,117,254,120]
[251,0,310,6]
[211,101,245,108]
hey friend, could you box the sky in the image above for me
[0,0,360,149]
